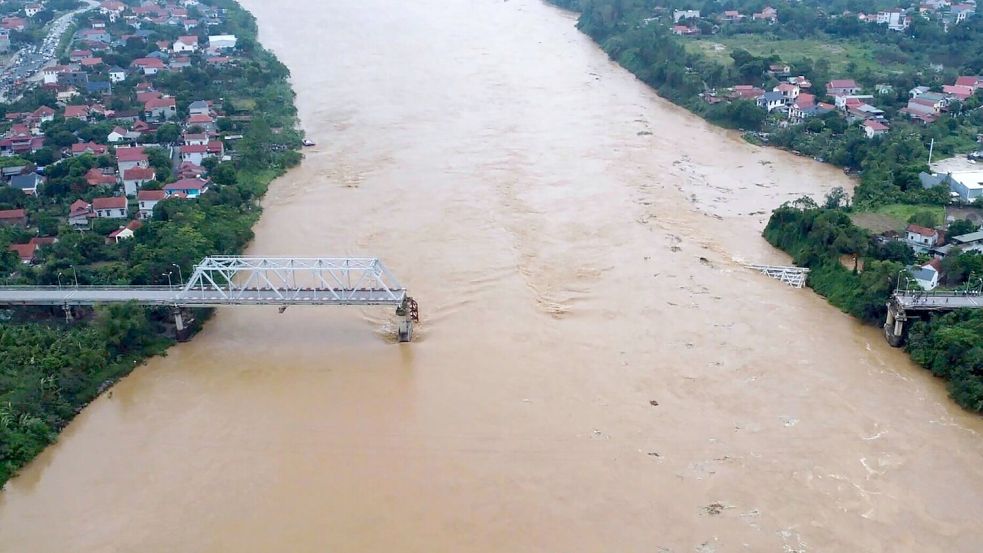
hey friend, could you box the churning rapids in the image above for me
[2,1,982,551]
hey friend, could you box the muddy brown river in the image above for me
[2,1,982,551]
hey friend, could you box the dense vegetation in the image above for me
[554,0,983,206]
[0,0,303,486]
[764,199,983,412]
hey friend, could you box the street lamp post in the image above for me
[57,272,63,288]
[71,266,78,287]
[163,272,173,289]
[172,263,183,287]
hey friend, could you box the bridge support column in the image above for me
[884,302,906,347]
[395,297,419,343]
[173,308,192,342]
[62,305,73,322]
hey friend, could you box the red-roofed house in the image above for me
[774,82,800,101]
[31,105,55,125]
[187,113,214,131]
[179,144,208,165]
[2,17,27,32]
[173,35,199,53]
[92,196,127,218]
[8,242,37,264]
[955,76,983,89]
[863,119,889,138]
[144,96,176,121]
[64,105,90,121]
[944,84,974,101]
[906,224,941,250]
[131,57,166,75]
[137,189,167,219]
[0,208,27,227]
[107,220,142,243]
[731,85,765,100]
[826,79,861,96]
[178,161,205,179]
[71,142,108,156]
[99,1,126,21]
[164,178,209,198]
[122,166,155,196]
[115,146,148,173]
[85,167,118,187]
[69,199,94,228]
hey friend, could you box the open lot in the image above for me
[682,35,908,74]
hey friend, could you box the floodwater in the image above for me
[2,1,982,551]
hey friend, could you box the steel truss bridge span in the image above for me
[0,256,419,341]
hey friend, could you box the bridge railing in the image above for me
[895,290,983,298]
[0,285,176,291]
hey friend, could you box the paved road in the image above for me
[895,292,983,310]
[0,0,98,101]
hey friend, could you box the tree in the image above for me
[824,186,850,209]
[155,123,180,144]
[908,210,939,228]
[948,219,979,237]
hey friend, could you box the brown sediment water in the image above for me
[1,1,982,551]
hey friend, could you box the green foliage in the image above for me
[908,311,983,413]
[0,316,171,484]
[766,203,983,412]
[948,219,979,237]
[908,209,940,228]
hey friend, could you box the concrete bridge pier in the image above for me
[396,297,419,343]
[173,308,194,342]
[884,302,907,347]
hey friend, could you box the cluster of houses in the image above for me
[856,0,976,31]
[671,7,778,34]
[2,0,242,265]
[670,1,975,36]
[703,67,983,139]
[898,221,983,290]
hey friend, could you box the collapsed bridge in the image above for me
[0,256,420,342]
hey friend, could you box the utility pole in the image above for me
[928,137,935,166]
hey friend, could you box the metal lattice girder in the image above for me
[746,264,810,289]
[180,256,407,305]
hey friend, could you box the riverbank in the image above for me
[0,0,302,487]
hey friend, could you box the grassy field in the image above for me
[850,204,946,233]
[682,35,905,74]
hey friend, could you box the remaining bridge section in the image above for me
[0,256,419,341]
[746,264,809,288]
[884,290,983,347]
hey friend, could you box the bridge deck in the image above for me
[895,293,983,311]
[0,287,406,307]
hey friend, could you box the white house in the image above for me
[24,4,43,17]
[92,196,127,218]
[115,146,149,174]
[911,259,941,290]
[122,167,155,196]
[672,9,700,22]
[906,224,941,251]
[173,35,199,53]
[863,119,889,138]
[207,34,237,50]
[108,66,126,83]
[757,91,787,112]
[108,220,142,243]
[188,100,210,117]
[137,189,166,219]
